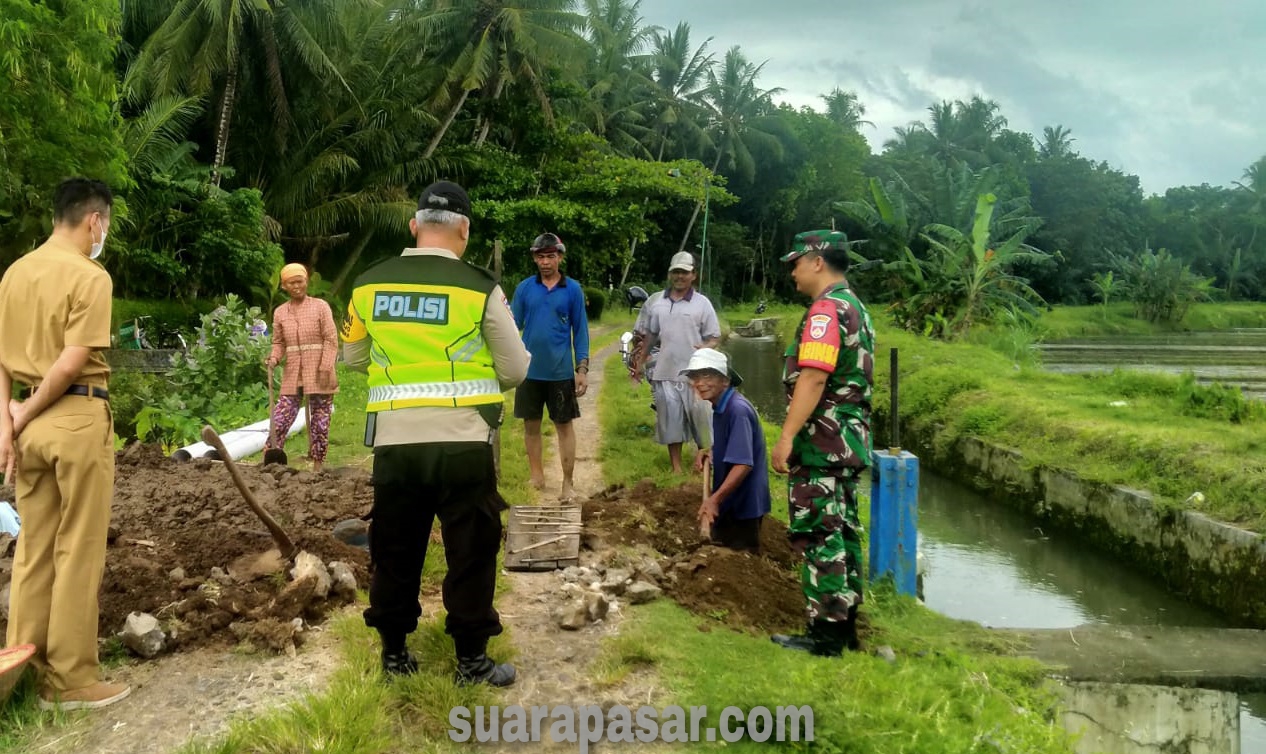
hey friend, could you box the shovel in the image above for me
[202,425,298,564]
[263,366,288,466]
[699,455,713,542]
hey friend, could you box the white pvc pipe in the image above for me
[171,408,316,461]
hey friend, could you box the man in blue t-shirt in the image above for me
[682,348,771,552]
[511,233,591,501]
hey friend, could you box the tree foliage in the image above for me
[0,0,1261,323]
[0,0,128,264]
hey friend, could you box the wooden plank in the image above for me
[504,504,582,571]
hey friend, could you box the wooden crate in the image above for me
[504,505,582,571]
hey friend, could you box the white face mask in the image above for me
[90,214,107,260]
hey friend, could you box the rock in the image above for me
[121,612,167,658]
[874,645,897,664]
[635,558,665,584]
[168,567,186,582]
[328,561,358,599]
[228,550,287,582]
[553,599,589,630]
[0,583,9,621]
[210,567,234,586]
[0,533,14,559]
[584,591,610,622]
[626,581,662,605]
[289,552,332,599]
[581,533,606,552]
[562,565,597,584]
[106,524,121,544]
[333,519,369,549]
[560,582,586,601]
[599,568,633,596]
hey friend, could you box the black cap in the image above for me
[417,181,471,218]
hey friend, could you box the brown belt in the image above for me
[18,384,110,402]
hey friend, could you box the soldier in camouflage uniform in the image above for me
[769,229,875,657]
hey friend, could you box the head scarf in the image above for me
[280,263,308,283]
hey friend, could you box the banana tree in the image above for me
[919,192,1049,336]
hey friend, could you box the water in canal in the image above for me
[724,332,1266,751]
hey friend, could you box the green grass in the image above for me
[1038,301,1266,339]
[591,598,1072,754]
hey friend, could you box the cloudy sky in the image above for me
[634,0,1266,195]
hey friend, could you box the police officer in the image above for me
[0,178,131,710]
[769,230,875,656]
[341,181,530,685]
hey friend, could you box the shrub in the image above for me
[108,370,166,441]
[134,294,271,447]
[583,286,606,321]
[112,298,217,345]
[1175,373,1264,424]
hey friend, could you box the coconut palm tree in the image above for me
[822,88,873,131]
[570,0,659,156]
[416,0,585,159]
[1039,125,1076,159]
[644,22,714,161]
[676,46,783,252]
[125,0,354,186]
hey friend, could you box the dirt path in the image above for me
[23,606,353,754]
[490,341,675,749]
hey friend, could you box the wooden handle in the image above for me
[201,425,298,559]
[699,456,712,539]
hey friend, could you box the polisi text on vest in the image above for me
[373,292,450,324]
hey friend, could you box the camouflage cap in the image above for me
[780,229,849,263]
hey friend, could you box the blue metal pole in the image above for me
[868,347,919,596]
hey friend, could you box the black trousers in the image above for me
[363,442,508,656]
[710,513,763,554]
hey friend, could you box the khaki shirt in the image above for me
[0,237,113,389]
[342,247,531,446]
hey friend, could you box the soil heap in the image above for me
[583,479,806,634]
[0,444,370,655]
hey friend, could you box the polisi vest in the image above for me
[349,254,502,413]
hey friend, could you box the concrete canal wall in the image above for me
[886,416,1266,627]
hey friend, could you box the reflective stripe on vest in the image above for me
[368,379,501,406]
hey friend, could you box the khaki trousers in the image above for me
[6,395,114,692]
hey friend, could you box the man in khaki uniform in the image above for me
[0,178,130,710]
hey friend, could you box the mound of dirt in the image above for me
[583,480,804,633]
[0,443,371,655]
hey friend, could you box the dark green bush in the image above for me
[112,298,217,343]
[108,370,166,441]
[583,286,606,321]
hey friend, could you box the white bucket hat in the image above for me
[680,347,743,387]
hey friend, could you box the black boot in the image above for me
[772,618,858,657]
[809,621,848,657]
[455,654,517,687]
[379,631,418,675]
[382,649,419,675]
[770,624,817,653]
